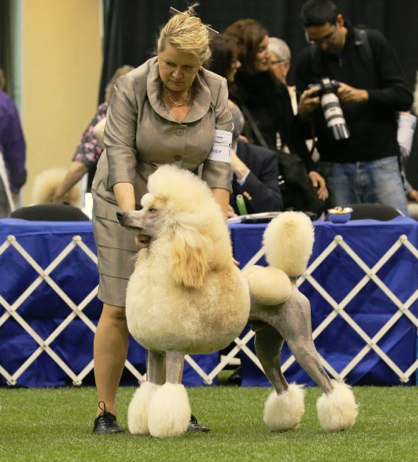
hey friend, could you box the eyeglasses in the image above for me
[305,26,337,45]
[270,59,287,66]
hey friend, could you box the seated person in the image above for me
[228,100,283,216]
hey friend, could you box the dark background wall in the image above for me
[99,0,418,186]
[99,0,418,98]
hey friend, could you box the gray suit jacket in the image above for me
[93,57,232,222]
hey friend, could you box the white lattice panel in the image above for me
[1,224,418,387]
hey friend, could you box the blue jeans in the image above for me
[319,157,408,216]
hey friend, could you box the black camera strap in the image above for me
[310,25,374,79]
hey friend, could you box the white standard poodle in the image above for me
[244,211,358,432]
[117,164,250,438]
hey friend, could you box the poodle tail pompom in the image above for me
[263,211,314,277]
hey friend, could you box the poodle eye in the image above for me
[148,207,158,213]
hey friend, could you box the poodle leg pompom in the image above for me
[148,383,191,438]
[317,380,358,431]
[263,384,305,431]
[128,381,159,435]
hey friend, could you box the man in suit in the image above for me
[228,100,283,216]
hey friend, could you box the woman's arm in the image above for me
[113,182,136,210]
[211,187,230,222]
[53,161,89,203]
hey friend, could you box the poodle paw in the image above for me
[127,381,159,435]
[317,380,358,431]
[148,383,191,437]
[263,383,305,431]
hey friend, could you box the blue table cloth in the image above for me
[0,218,217,388]
[230,216,418,386]
[1,216,417,388]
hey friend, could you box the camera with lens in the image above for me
[308,77,350,141]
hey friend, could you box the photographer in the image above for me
[294,0,413,215]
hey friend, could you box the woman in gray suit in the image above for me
[91,6,233,434]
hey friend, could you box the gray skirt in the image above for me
[93,216,137,307]
[92,170,139,307]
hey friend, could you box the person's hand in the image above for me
[230,147,249,180]
[407,189,418,203]
[228,204,237,218]
[298,86,321,119]
[229,148,240,171]
[52,192,65,204]
[238,134,250,144]
[336,82,368,103]
[308,171,329,201]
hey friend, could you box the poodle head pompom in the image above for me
[263,212,314,277]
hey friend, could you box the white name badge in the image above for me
[208,129,232,163]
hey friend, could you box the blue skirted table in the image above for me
[230,216,418,386]
[1,216,417,388]
[0,219,216,388]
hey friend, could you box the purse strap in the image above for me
[240,104,270,149]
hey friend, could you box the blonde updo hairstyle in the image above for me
[157,4,211,65]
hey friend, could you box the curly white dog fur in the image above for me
[244,212,358,432]
[117,165,250,438]
[32,167,82,206]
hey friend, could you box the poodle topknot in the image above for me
[142,164,230,253]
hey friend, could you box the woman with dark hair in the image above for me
[224,19,295,152]
[206,32,283,217]
[206,33,241,83]
[224,19,328,211]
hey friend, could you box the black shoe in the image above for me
[226,366,242,386]
[93,401,124,434]
[187,414,210,433]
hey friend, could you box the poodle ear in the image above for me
[170,224,211,289]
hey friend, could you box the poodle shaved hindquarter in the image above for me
[244,212,358,432]
[117,165,250,437]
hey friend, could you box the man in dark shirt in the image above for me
[294,0,413,215]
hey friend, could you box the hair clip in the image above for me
[168,6,219,35]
